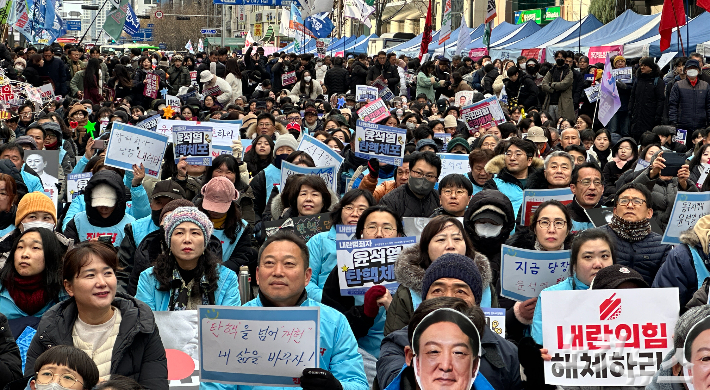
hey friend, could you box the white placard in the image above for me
[500,245,571,301]
[455,91,475,107]
[210,121,242,147]
[438,153,469,182]
[661,191,710,244]
[105,122,169,178]
[297,133,344,170]
[156,119,200,141]
[355,85,378,102]
[657,52,678,71]
[280,161,338,194]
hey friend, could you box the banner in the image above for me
[304,13,334,39]
[584,85,600,103]
[67,172,92,203]
[198,306,320,387]
[610,66,632,84]
[520,188,574,226]
[521,48,544,62]
[144,72,159,99]
[500,245,571,301]
[122,2,140,35]
[280,161,338,194]
[598,54,621,127]
[173,125,213,165]
[355,85,378,102]
[357,98,390,123]
[438,153,469,180]
[102,0,129,42]
[264,213,332,242]
[297,133,344,169]
[439,0,452,44]
[336,236,416,295]
[460,96,506,133]
[542,288,679,386]
[468,48,488,61]
[354,120,406,166]
[661,192,710,244]
[485,0,496,23]
[105,123,169,178]
[343,0,375,29]
[588,45,623,64]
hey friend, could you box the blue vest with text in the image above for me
[73,212,135,246]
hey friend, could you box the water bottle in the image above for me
[238,266,251,304]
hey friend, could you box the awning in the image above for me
[206,37,245,47]
[263,25,275,41]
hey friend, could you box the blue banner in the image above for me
[500,245,571,302]
[123,2,140,35]
[304,13,333,39]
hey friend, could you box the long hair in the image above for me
[243,134,274,166]
[84,58,101,90]
[0,227,64,301]
[225,58,241,79]
[201,154,244,189]
[113,64,133,88]
[418,216,475,270]
[0,173,18,207]
[152,244,221,295]
[299,71,314,95]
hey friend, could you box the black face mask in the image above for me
[556,58,565,66]
[151,209,162,226]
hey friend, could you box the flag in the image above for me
[185,40,194,54]
[598,54,621,126]
[483,20,492,48]
[699,0,710,12]
[439,0,452,45]
[419,0,432,60]
[455,15,471,56]
[197,38,204,53]
[343,0,374,29]
[11,0,34,42]
[279,9,291,37]
[244,32,254,49]
[102,0,130,42]
[299,0,333,19]
[304,13,334,38]
[485,0,496,23]
[659,0,686,52]
[123,2,140,36]
[0,0,13,25]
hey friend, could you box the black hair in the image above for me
[615,182,653,207]
[530,200,572,238]
[34,345,100,390]
[580,129,595,142]
[409,151,442,177]
[499,122,519,139]
[93,375,143,390]
[439,173,474,197]
[413,125,434,141]
[330,189,375,225]
[639,131,662,148]
[258,230,309,268]
[690,143,710,171]
[202,154,243,188]
[0,142,24,160]
[507,137,536,157]
[570,161,603,184]
[570,229,616,280]
[286,150,316,167]
[354,205,404,239]
[564,144,587,156]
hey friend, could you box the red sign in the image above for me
[144,73,158,99]
[468,48,489,61]
[155,10,164,19]
[0,85,15,102]
[587,45,623,64]
[521,48,544,63]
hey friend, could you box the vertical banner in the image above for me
[439,0,452,44]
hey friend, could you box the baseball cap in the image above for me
[151,180,186,200]
[590,264,648,290]
[92,184,117,208]
[201,176,239,214]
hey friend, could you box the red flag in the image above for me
[659,0,686,52]
[699,0,710,12]
[419,0,432,60]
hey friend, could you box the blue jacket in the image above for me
[384,364,495,390]
[600,225,671,285]
[0,287,65,320]
[306,227,337,302]
[652,229,710,309]
[62,185,150,231]
[20,170,43,194]
[67,211,135,246]
[135,264,241,311]
[131,216,159,247]
[532,275,589,345]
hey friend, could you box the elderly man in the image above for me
[558,128,580,150]
[0,142,43,193]
[567,162,605,233]
[514,151,573,226]
[669,59,710,131]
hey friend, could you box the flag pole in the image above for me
[78,0,111,45]
[672,0,686,56]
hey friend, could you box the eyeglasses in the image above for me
[36,370,83,388]
[410,169,437,181]
[618,197,646,206]
[343,205,367,214]
[258,123,272,128]
[364,224,395,234]
[537,219,567,229]
[286,116,301,121]
[505,151,526,158]
[577,179,602,187]
[441,189,467,197]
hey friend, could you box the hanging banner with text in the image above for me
[520,188,575,226]
[105,123,169,178]
[355,120,406,166]
[461,96,506,133]
[662,191,710,244]
[500,245,571,301]
[587,45,623,64]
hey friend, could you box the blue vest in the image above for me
[493,177,523,220]
[73,211,135,246]
[131,216,159,246]
[263,164,281,195]
[20,170,44,193]
[689,246,710,290]
[0,224,14,237]
[213,220,247,262]
[571,220,594,234]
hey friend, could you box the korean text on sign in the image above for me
[520,188,574,226]
[198,306,320,387]
[662,191,710,244]
[357,98,390,123]
[297,134,344,170]
[104,123,169,178]
[173,125,213,166]
[144,72,158,98]
[336,235,416,295]
[500,245,571,301]
[460,96,506,133]
[67,172,92,203]
[281,161,338,194]
[210,121,242,146]
[438,153,469,181]
[542,288,679,387]
[354,120,406,166]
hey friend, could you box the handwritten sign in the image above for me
[156,119,199,140]
[354,120,406,166]
[336,236,416,296]
[500,245,571,301]
[67,172,92,203]
[281,161,338,194]
[38,83,54,101]
[610,66,632,84]
[105,123,169,178]
[455,91,475,107]
[584,85,600,103]
[483,308,505,337]
[662,192,710,244]
[542,288,678,387]
[297,134,344,170]
[461,96,506,133]
[355,85,378,102]
[357,98,390,123]
[263,213,332,243]
[520,188,574,226]
[438,153,469,181]
[210,121,242,146]
[173,125,213,165]
[136,114,162,132]
[281,71,297,87]
[144,72,159,99]
[198,306,320,387]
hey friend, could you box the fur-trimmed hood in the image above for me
[484,153,545,175]
[245,121,289,139]
[270,189,340,220]
[394,243,493,297]
[680,227,701,247]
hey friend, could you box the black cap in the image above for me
[590,264,648,290]
[151,180,186,200]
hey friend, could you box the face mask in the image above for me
[406,122,416,130]
[519,63,526,70]
[22,221,55,231]
[346,105,354,110]
[688,69,699,77]
[273,153,290,168]
[396,109,403,118]
[152,59,157,66]
[482,61,490,67]
[36,383,73,390]
[475,222,502,238]
[151,209,162,226]
[303,76,312,82]
[408,177,435,196]
[86,108,92,115]
[556,58,565,66]
[14,65,23,71]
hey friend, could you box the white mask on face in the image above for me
[688,69,700,77]
[36,383,73,390]
[304,76,312,82]
[22,221,55,231]
[475,222,502,238]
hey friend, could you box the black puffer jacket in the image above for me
[367,61,400,94]
[25,294,168,389]
[324,64,350,95]
[505,72,539,110]
[349,60,368,93]
[0,313,22,390]
[669,77,710,130]
[629,65,665,138]
[600,225,671,285]
[379,183,440,219]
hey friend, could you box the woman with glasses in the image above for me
[384,215,496,336]
[26,345,99,390]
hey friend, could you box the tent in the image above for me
[347,34,378,54]
[462,22,521,52]
[624,12,710,57]
[394,30,443,57]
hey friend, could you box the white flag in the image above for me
[439,0,452,45]
[279,9,291,37]
[456,16,471,56]
[343,0,374,28]
[197,38,204,53]
[245,32,254,49]
[185,40,194,54]
[299,0,334,19]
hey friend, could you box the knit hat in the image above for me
[590,264,648,290]
[274,134,298,155]
[421,253,483,304]
[201,176,239,214]
[15,136,37,150]
[416,138,438,151]
[158,60,169,68]
[613,55,626,66]
[68,103,88,118]
[41,121,61,137]
[527,126,548,143]
[443,115,458,129]
[14,57,25,66]
[15,191,56,226]
[163,206,214,245]
[446,137,471,153]
[172,54,184,62]
[159,199,195,224]
[92,183,117,207]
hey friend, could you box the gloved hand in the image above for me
[368,158,379,179]
[300,368,342,390]
[364,285,387,318]
[231,139,244,159]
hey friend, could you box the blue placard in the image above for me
[65,20,81,31]
[173,125,213,165]
[354,120,406,166]
[201,29,217,34]
[662,192,710,244]
[281,161,338,194]
[198,306,320,386]
[158,43,167,50]
[500,245,571,302]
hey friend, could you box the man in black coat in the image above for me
[39,46,68,96]
[366,50,400,93]
[349,53,369,93]
[380,151,440,218]
[629,57,665,139]
[505,66,539,110]
[324,56,350,95]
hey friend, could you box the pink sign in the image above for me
[357,98,390,123]
[587,45,623,64]
[521,48,544,63]
[468,48,489,62]
[144,73,158,99]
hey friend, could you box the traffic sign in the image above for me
[147,23,155,27]
[155,10,163,19]
[158,43,167,50]
[201,29,217,34]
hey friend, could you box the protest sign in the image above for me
[357,98,390,123]
[662,192,710,244]
[500,245,571,301]
[144,72,159,98]
[584,85,600,103]
[136,114,162,133]
[542,288,679,387]
[25,150,59,207]
[281,161,338,194]
[38,83,54,101]
[483,308,505,337]
[468,48,488,61]
[438,153,469,181]
[156,119,199,139]
[281,71,297,87]
[673,129,687,145]
[198,305,320,387]
[173,126,213,165]
[210,121,242,146]
[212,145,232,158]
[355,85,378,102]
[587,45,623,64]
[263,213,332,242]
[154,311,200,388]
[520,188,574,226]
[335,224,357,241]
[433,133,452,152]
[67,172,92,203]
[402,217,463,241]
[521,48,544,62]
[105,122,169,177]
[190,71,197,83]
[166,94,181,110]
[657,51,677,71]
[371,77,394,101]
[354,120,406,166]
[461,96,506,133]
[455,91,475,107]
[297,134,344,169]
[336,236,416,296]
[610,66,633,83]
[696,163,710,189]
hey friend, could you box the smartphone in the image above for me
[660,152,687,176]
[92,140,106,150]
[98,235,113,244]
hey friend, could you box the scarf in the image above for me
[5,273,49,315]
[168,268,214,311]
[609,214,651,242]
[45,139,59,150]
[211,214,227,229]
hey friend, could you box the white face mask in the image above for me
[36,382,73,390]
[688,69,700,77]
[303,76,312,82]
[519,63,526,70]
[22,221,55,232]
[406,122,416,130]
[475,222,502,238]
[14,64,24,71]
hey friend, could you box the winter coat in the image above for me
[367,61,400,94]
[167,65,190,96]
[632,162,698,230]
[566,197,603,233]
[482,68,499,95]
[324,64,350,95]
[379,183,440,219]
[416,71,439,103]
[338,146,368,195]
[505,72,539,110]
[669,77,710,130]
[38,56,67,96]
[349,60,369,93]
[306,226,338,302]
[571,68,585,107]
[202,75,233,105]
[471,68,486,92]
[532,275,589,344]
[244,120,289,140]
[21,64,42,87]
[132,68,168,109]
[600,225,671,285]
[482,154,545,221]
[602,137,639,198]
[0,285,65,321]
[24,293,168,389]
[629,66,665,138]
[377,325,522,390]
[116,216,158,292]
[383,244,496,336]
[290,80,323,100]
[0,313,22,390]
[541,64,575,121]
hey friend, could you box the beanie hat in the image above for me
[443,115,458,129]
[41,121,62,137]
[613,55,626,66]
[163,206,214,245]
[14,57,25,66]
[15,136,37,150]
[446,137,471,153]
[675,305,710,349]
[421,253,483,304]
[416,138,438,151]
[15,191,56,226]
[273,134,298,155]
[159,199,195,224]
